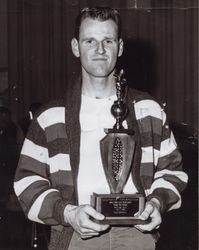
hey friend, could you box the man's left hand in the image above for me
[135,198,162,232]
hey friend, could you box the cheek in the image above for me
[79,49,92,60]
[79,51,88,63]
[109,52,118,63]
[108,47,119,57]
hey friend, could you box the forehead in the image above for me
[79,18,118,39]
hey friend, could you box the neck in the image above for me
[82,73,116,99]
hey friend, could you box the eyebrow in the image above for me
[81,37,118,42]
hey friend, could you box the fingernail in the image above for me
[98,214,105,220]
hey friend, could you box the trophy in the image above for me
[91,69,149,225]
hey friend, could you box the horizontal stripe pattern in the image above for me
[21,139,49,164]
[47,138,69,157]
[139,130,162,149]
[154,169,188,192]
[28,189,59,223]
[50,171,74,186]
[149,178,181,206]
[17,180,51,213]
[39,190,71,225]
[27,118,47,148]
[159,132,177,158]
[141,146,159,166]
[136,116,163,135]
[139,162,155,177]
[154,169,188,183]
[45,123,67,143]
[37,107,65,130]
[15,155,49,181]
[157,148,183,171]
[14,176,50,196]
[134,99,166,124]
[145,187,181,212]
[167,198,182,211]
[49,154,71,173]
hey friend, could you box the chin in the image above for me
[91,69,114,78]
[92,73,111,78]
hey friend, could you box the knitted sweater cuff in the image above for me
[146,187,181,214]
[53,199,72,226]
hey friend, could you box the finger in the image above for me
[139,203,154,220]
[82,206,110,232]
[134,225,144,232]
[80,230,100,238]
[83,205,105,221]
[80,232,99,239]
[135,223,154,232]
[133,210,140,217]
[82,217,109,232]
[135,218,160,232]
[80,227,100,234]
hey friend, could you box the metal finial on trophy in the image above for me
[112,69,129,130]
[114,69,126,101]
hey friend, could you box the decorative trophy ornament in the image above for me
[91,69,149,225]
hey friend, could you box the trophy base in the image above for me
[92,217,151,225]
[91,193,150,226]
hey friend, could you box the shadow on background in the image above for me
[117,38,157,94]
[157,123,198,250]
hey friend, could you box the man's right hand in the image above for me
[64,204,110,239]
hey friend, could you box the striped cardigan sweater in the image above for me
[14,80,188,249]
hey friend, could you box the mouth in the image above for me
[92,58,107,61]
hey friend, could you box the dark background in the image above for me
[5,0,198,131]
[0,0,198,249]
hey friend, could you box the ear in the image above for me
[118,38,124,57]
[71,38,80,58]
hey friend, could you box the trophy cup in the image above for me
[91,69,149,225]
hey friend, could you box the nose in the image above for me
[96,42,105,54]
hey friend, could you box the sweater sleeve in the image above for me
[14,112,70,226]
[133,98,188,213]
[146,109,188,213]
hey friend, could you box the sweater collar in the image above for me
[65,76,82,194]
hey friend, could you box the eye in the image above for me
[85,39,96,45]
[104,39,114,45]
[87,40,93,44]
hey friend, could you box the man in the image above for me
[14,7,188,250]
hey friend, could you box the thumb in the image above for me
[84,205,105,220]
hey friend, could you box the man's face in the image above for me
[71,18,123,78]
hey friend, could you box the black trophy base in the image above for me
[92,217,151,225]
[91,193,151,225]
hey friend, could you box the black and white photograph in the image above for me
[0,1,198,250]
